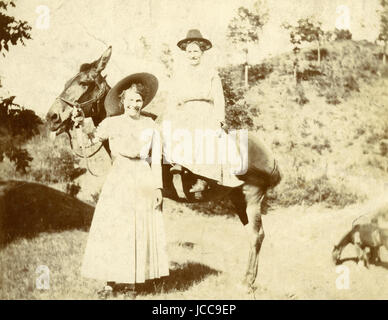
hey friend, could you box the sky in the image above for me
[0,0,382,116]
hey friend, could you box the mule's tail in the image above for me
[268,159,281,188]
[245,159,281,190]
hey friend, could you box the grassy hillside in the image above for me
[219,39,388,209]
[1,40,387,211]
[1,39,388,300]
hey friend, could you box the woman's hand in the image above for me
[71,108,85,128]
[153,188,163,211]
[221,121,229,133]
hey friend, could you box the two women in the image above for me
[79,29,241,298]
[79,73,169,298]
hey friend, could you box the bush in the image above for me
[269,173,363,208]
[248,62,274,82]
[26,132,84,184]
[379,64,388,78]
[219,66,254,130]
[334,28,352,40]
[66,182,81,197]
[29,145,83,184]
[311,41,379,104]
[0,136,33,173]
[225,98,254,130]
[0,96,42,172]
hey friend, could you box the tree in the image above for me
[294,17,324,65]
[378,0,388,64]
[138,35,151,61]
[0,0,32,56]
[0,1,35,173]
[281,22,302,83]
[227,1,268,87]
[159,43,174,78]
[334,28,352,41]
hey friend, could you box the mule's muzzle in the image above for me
[46,112,62,131]
[46,111,72,136]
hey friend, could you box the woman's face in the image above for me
[185,42,203,66]
[123,90,143,119]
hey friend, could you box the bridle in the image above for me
[58,72,108,118]
[58,72,110,176]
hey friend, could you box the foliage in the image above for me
[66,182,81,197]
[378,0,388,64]
[334,28,352,40]
[312,41,379,104]
[227,1,268,86]
[27,134,84,184]
[227,5,267,46]
[0,96,42,172]
[0,0,32,55]
[0,96,42,139]
[282,16,324,81]
[219,66,254,130]
[159,43,174,78]
[378,0,388,42]
[294,17,324,44]
[248,62,274,82]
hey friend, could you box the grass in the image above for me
[2,196,388,300]
[2,39,388,299]
[0,197,253,300]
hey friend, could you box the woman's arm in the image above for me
[72,111,109,145]
[211,72,226,127]
[92,118,110,143]
[150,127,163,190]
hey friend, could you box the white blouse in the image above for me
[168,64,225,124]
[95,115,163,188]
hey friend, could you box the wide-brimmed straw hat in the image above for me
[177,29,212,51]
[105,73,158,116]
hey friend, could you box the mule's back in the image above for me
[238,132,281,188]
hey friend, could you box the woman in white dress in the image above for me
[163,29,243,193]
[77,73,169,298]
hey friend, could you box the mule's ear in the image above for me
[96,46,112,73]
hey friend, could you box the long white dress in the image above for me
[81,115,169,284]
[162,63,244,186]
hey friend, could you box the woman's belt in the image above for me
[115,154,142,161]
[183,98,213,104]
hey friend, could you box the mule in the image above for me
[45,46,281,287]
[332,219,388,268]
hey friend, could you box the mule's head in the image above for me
[46,46,112,134]
[332,245,342,265]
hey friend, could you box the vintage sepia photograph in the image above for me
[1,0,388,301]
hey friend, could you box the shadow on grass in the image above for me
[184,199,237,217]
[136,261,221,295]
[337,257,388,270]
[0,180,94,247]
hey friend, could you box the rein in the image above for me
[59,73,110,177]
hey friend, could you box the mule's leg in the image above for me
[370,247,381,264]
[241,184,266,287]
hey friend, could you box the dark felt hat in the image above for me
[105,73,158,117]
[177,29,212,51]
